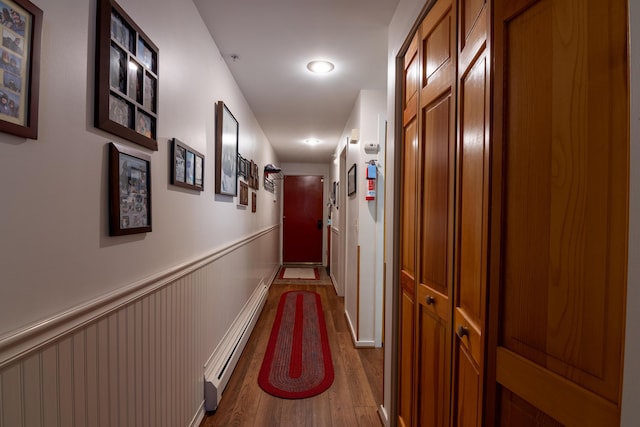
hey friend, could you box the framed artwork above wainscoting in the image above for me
[95,0,158,150]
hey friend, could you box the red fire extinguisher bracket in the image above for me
[366,162,376,200]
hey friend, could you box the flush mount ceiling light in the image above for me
[304,138,321,145]
[306,60,334,73]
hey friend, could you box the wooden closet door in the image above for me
[398,32,419,427]
[415,0,456,425]
[490,0,628,425]
[451,0,490,425]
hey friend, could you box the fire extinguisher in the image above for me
[366,161,376,201]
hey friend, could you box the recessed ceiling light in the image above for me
[307,60,334,73]
[304,138,321,145]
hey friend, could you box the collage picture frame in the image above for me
[96,0,159,150]
[171,138,204,191]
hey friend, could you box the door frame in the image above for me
[279,166,330,267]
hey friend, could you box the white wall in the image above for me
[0,0,280,424]
[0,0,278,338]
[334,90,385,348]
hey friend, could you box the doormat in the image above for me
[278,267,320,280]
[258,291,334,399]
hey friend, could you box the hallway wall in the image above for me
[0,0,281,425]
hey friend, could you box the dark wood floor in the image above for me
[200,268,384,427]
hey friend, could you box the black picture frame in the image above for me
[348,163,357,196]
[108,142,151,235]
[238,154,248,180]
[170,138,204,191]
[331,181,337,205]
[96,0,159,150]
[215,100,238,196]
[0,0,42,139]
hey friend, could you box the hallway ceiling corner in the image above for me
[193,0,398,163]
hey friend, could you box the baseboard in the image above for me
[204,280,269,411]
[330,271,339,295]
[378,404,390,427]
[190,401,206,427]
[344,309,375,348]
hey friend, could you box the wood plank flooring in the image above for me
[200,270,383,427]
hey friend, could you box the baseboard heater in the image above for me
[204,281,268,411]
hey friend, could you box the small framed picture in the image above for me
[239,181,248,206]
[170,138,204,191]
[0,0,42,139]
[238,154,248,180]
[109,142,151,235]
[252,192,256,213]
[215,101,238,196]
[348,163,357,196]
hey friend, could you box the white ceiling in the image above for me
[192,0,399,164]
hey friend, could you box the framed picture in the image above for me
[0,0,42,139]
[251,161,259,189]
[238,154,248,180]
[239,181,248,206]
[348,163,357,196]
[331,181,337,205]
[252,192,256,213]
[170,138,203,191]
[215,100,238,196]
[96,0,158,150]
[108,142,151,235]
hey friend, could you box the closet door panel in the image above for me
[492,0,628,425]
[452,0,490,424]
[415,1,457,425]
[398,32,419,427]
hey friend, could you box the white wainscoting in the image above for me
[330,226,341,296]
[0,225,280,427]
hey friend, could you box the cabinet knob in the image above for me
[425,295,435,305]
[456,325,469,338]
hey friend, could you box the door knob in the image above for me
[456,325,469,338]
[425,295,435,305]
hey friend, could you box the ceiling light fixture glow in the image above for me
[304,138,321,145]
[307,60,334,73]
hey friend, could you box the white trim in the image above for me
[344,310,376,348]
[378,404,390,427]
[0,224,280,368]
[189,401,206,427]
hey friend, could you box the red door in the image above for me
[283,175,323,263]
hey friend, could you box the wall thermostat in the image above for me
[364,143,379,154]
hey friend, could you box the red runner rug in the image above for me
[258,291,334,398]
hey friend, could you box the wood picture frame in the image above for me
[239,181,248,206]
[251,191,256,213]
[171,138,204,191]
[0,0,42,139]
[96,0,159,150]
[347,163,357,196]
[108,142,151,235]
[215,100,238,196]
